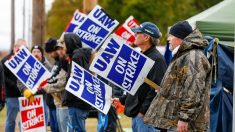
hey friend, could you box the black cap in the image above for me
[44,38,57,52]
[169,21,193,39]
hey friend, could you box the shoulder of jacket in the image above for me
[1,53,11,63]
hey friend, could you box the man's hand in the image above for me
[23,89,33,99]
[23,89,35,102]
[28,96,34,103]
[137,112,144,117]
[177,120,188,132]
[111,98,119,108]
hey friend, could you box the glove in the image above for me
[23,89,33,99]
[29,96,34,103]
[112,98,124,114]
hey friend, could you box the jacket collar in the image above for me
[142,45,156,55]
[171,29,208,62]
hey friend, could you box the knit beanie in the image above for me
[169,21,193,39]
[44,38,57,52]
[31,45,44,56]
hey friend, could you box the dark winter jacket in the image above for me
[1,51,21,98]
[0,63,5,101]
[0,62,5,111]
[120,46,167,117]
[144,30,212,131]
[62,33,92,110]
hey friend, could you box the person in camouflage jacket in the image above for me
[144,21,212,132]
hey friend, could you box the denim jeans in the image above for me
[5,98,20,132]
[132,116,156,132]
[97,112,109,132]
[56,107,68,132]
[97,106,117,132]
[67,107,89,132]
[43,100,49,126]
[49,108,59,132]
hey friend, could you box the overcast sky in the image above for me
[0,0,54,51]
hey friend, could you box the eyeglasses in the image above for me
[134,32,147,37]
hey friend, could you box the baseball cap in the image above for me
[55,38,64,48]
[131,22,161,38]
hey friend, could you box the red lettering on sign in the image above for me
[22,97,41,107]
[21,107,44,131]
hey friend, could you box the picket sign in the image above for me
[114,16,139,45]
[65,62,112,114]
[74,5,119,50]
[19,95,46,132]
[89,34,160,95]
[64,9,87,33]
[4,46,51,94]
[60,9,87,39]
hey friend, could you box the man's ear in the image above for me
[144,35,150,42]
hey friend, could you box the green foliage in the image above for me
[46,0,83,39]
[47,0,222,43]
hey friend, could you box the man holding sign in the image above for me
[16,45,57,131]
[118,22,167,132]
[57,33,92,132]
[144,21,211,132]
[1,39,28,132]
[17,45,52,101]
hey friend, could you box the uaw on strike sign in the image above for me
[19,95,46,132]
[64,9,86,33]
[74,5,119,50]
[89,34,155,95]
[66,62,112,114]
[4,46,51,94]
[115,16,139,44]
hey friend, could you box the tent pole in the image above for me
[233,23,235,132]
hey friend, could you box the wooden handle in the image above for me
[144,78,160,91]
[89,51,97,65]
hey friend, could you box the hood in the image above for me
[173,29,208,58]
[73,48,92,62]
[64,33,82,56]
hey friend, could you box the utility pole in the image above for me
[32,0,45,46]
[11,0,15,49]
[83,0,97,14]
[23,0,25,39]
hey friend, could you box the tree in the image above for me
[46,0,83,38]
[47,0,222,43]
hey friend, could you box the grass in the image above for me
[0,108,132,132]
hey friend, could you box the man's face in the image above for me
[32,49,43,61]
[13,40,28,53]
[47,51,58,59]
[134,32,148,46]
[167,34,183,51]
[56,46,66,58]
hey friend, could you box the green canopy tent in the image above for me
[187,0,235,45]
[186,1,234,131]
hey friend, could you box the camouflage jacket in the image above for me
[144,30,212,131]
[43,69,67,107]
